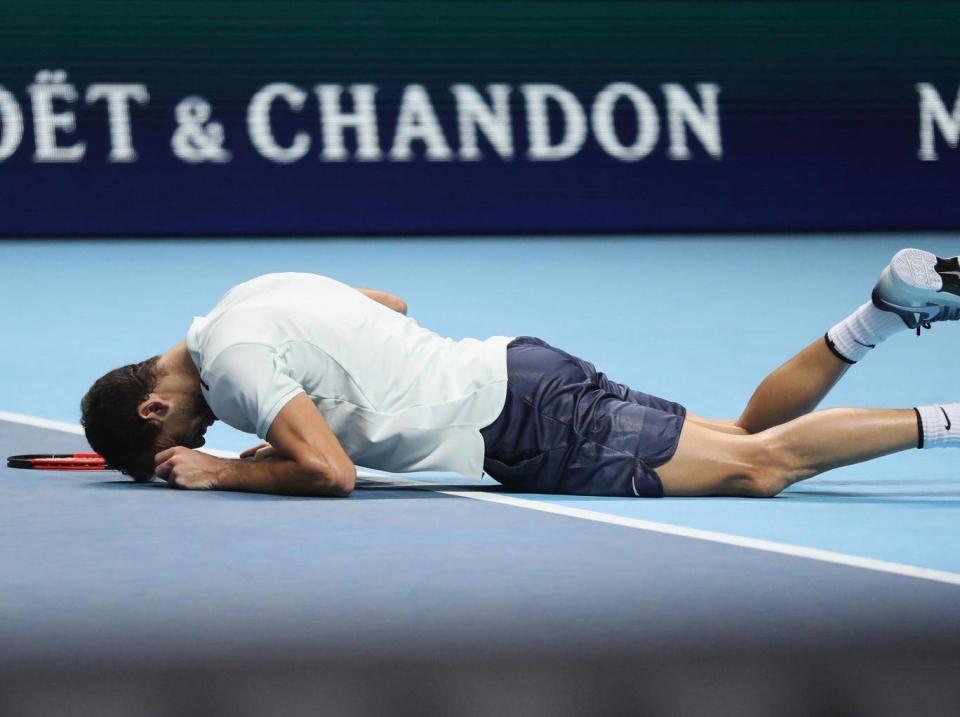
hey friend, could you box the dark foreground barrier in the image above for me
[4,648,960,717]
[1,1,959,236]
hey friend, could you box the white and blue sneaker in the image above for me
[872,248,960,334]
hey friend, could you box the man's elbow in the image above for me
[330,462,356,496]
[303,456,356,496]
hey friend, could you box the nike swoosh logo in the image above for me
[881,300,939,320]
[852,339,876,348]
[940,406,952,431]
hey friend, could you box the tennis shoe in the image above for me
[872,248,960,333]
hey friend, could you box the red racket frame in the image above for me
[6,453,115,471]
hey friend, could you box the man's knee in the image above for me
[733,417,758,435]
[732,435,792,497]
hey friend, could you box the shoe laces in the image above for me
[915,306,960,335]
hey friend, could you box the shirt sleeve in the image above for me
[203,343,305,439]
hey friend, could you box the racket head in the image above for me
[6,453,116,471]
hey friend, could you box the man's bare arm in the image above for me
[156,394,356,496]
[354,287,408,315]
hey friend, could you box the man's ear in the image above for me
[137,395,171,422]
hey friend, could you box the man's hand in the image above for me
[239,442,277,461]
[154,446,226,490]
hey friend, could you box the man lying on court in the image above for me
[82,248,960,498]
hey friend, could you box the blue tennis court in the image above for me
[2,236,958,716]
[5,0,960,712]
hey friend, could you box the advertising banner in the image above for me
[1,2,958,236]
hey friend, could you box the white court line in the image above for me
[0,410,237,459]
[0,410,85,435]
[434,489,960,587]
[3,409,960,588]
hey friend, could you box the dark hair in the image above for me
[80,357,162,481]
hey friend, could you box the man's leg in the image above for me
[686,335,869,436]
[606,337,849,437]
[734,337,851,433]
[684,337,850,435]
[658,407,919,497]
[689,248,960,436]
[655,248,960,497]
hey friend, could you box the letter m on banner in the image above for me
[917,83,960,161]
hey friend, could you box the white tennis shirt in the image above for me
[185,273,513,479]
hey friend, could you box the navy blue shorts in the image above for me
[480,337,686,498]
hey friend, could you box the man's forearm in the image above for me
[216,456,351,496]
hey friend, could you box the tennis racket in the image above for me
[6,453,116,471]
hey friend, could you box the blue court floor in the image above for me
[1,236,959,716]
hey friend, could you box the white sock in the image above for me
[915,403,960,449]
[825,302,906,363]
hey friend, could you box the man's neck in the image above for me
[157,341,200,384]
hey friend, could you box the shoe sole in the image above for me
[873,248,960,326]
